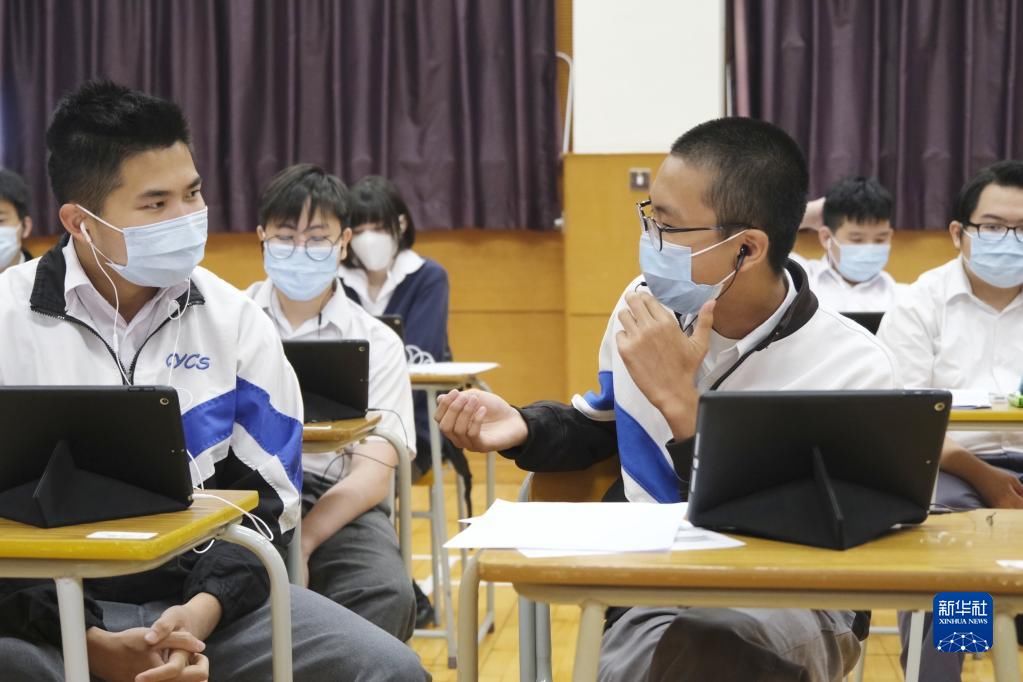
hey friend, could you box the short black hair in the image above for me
[670,118,808,272]
[954,160,1023,224]
[46,80,191,211]
[823,176,894,231]
[343,176,417,268]
[259,164,348,228]
[0,169,30,220]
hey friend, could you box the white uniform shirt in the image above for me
[246,279,417,482]
[64,240,189,363]
[791,253,904,312]
[340,249,425,315]
[878,257,1023,455]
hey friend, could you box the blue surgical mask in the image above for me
[828,239,890,283]
[0,226,20,268]
[77,205,208,288]
[964,231,1023,288]
[263,241,340,301]
[638,232,745,316]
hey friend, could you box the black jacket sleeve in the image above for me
[0,579,105,646]
[500,400,619,472]
[666,437,695,501]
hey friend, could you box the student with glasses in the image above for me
[246,164,418,643]
[878,160,1023,682]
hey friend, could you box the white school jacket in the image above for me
[0,241,303,533]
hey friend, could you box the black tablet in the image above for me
[377,314,405,341]
[0,385,193,527]
[283,339,370,422]
[688,390,951,549]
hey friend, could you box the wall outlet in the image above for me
[629,168,651,191]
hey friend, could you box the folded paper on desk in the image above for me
[409,362,499,377]
[950,389,992,409]
[445,498,688,553]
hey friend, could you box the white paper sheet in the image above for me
[950,389,993,409]
[409,362,500,378]
[444,499,686,553]
[516,521,744,558]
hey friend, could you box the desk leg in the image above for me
[55,576,90,682]
[458,554,481,682]
[426,387,458,667]
[904,610,924,682]
[573,600,605,682]
[993,610,1021,682]
[221,525,293,682]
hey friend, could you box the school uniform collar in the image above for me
[251,277,356,338]
[340,249,425,304]
[29,235,203,317]
[704,258,819,390]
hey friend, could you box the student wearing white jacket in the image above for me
[0,81,426,682]
[435,118,897,682]
[245,164,417,641]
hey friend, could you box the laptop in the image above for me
[688,390,951,549]
[283,339,370,422]
[0,386,193,527]
[840,311,884,335]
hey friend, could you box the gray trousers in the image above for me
[599,606,860,682]
[303,472,416,641]
[897,460,1023,682]
[0,585,428,681]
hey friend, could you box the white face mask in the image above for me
[0,225,20,269]
[350,231,396,272]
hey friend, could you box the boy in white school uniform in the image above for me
[792,176,903,312]
[435,118,898,682]
[245,164,418,641]
[878,160,1023,682]
[0,82,426,682]
[0,169,34,273]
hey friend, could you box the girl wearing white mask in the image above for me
[339,176,465,628]
[0,169,34,274]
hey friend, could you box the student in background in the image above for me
[340,175,467,627]
[246,164,417,641]
[878,160,1023,682]
[0,82,426,682]
[436,118,896,682]
[0,169,34,273]
[792,176,901,311]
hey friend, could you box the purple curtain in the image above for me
[0,0,560,235]
[731,0,1023,229]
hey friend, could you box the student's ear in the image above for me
[816,226,832,250]
[737,230,770,272]
[339,226,353,261]
[58,204,91,244]
[949,221,963,250]
[20,216,32,240]
[398,214,408,235]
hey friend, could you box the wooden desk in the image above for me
[302,414,381,446]
[409,362,499,666]
[950,404,1023,432]
[459,510,1023,682]
[0,490,293,682]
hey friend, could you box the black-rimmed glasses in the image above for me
[962,222,1023,244]
[636,199,750,252]
[264,234,341,261]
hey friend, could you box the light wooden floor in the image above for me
[408,453,1019,681]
